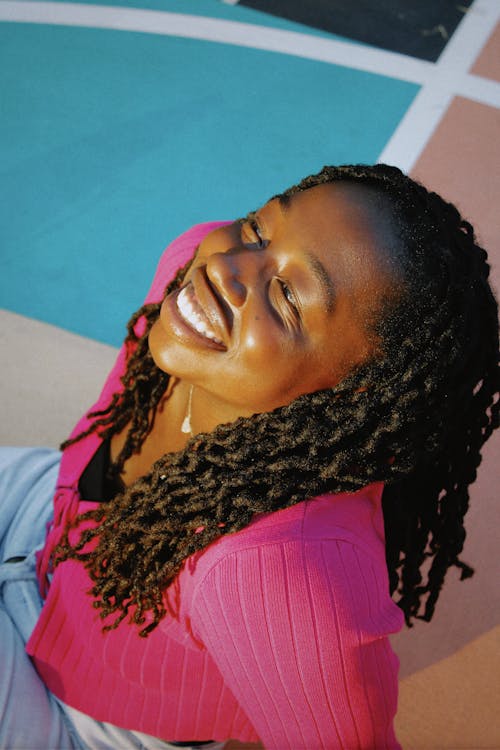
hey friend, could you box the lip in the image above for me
[191,265,233,342]
[161,275,229,352]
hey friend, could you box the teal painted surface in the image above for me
[1,22,418,345]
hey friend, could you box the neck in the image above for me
[110,378,253,488]
[154,379,196,451]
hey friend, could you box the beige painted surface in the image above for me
[0,309,118,448]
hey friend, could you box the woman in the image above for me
[1,164,498,750]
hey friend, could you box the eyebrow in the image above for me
[304,251,336,313]
[275,198,336,313]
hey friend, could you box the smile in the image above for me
[176,285,224,345]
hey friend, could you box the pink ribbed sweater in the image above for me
[27,223,404,749]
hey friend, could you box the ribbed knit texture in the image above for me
[27,224,404,749]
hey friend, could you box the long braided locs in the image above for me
[54,165,499,635]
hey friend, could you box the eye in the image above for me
[241,214,266,248]
[273,278,301,329]
[279,280,297,310]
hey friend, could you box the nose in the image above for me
[206,247,263,308]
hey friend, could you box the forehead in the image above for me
[262,181,401,287]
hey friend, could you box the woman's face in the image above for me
[149,182,401,419]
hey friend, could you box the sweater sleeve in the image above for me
[63,222,229,446]
[190,539,402,750]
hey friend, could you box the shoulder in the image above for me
[195,481,388,574]
[186,483,401,627]
[60,222,231,475]
[185,484,403,645]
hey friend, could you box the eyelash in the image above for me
[242,217,266,248]
[242,216,300,321]
[278,279,299,314]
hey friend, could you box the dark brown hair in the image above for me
[55,164,499,636]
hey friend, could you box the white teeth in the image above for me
[176,286,223,344]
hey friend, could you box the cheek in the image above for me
[226,344,308,410]
[148,320,172,372]
[234,317,287,371]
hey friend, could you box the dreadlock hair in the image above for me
[54,164,499,636]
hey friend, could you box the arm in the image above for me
[63,222,228,445]
[191,540,402,750]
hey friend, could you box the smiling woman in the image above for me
[0,164,499,750]
[149,182,399,421]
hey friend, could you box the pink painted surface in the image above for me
[389,96,500,679]
[412,97,499,302]
[470,21,500,82]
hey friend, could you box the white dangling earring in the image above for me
[181,385,194,436]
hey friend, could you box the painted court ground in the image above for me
[1,1,499,746]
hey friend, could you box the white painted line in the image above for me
[0,1,434,85]
[378,87,457,172]
[378,0,500,171]
[460,73,500,107]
